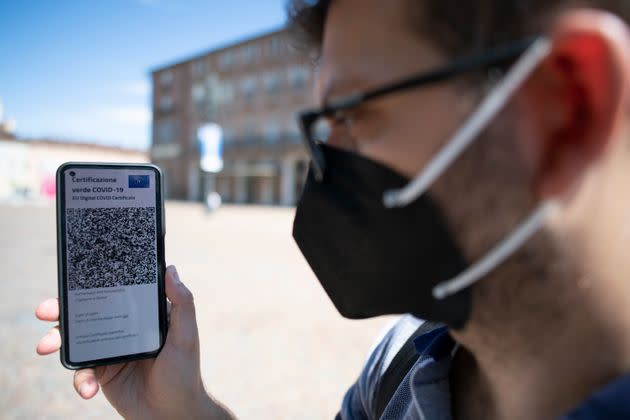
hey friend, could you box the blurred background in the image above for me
[0,1,393,418]
[0,0,313,204]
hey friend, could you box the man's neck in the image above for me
[449,277,630,419]
[449,336,623,420]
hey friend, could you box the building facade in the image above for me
[150,28,313,205]
[0,138,147,202]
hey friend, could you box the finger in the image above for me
[165,266,194,305]
[93,364,123,388]
[35,298,59,322]
[165,266,199,351]
[73,368,100,399]
[36,326,61,355]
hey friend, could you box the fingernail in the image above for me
[79,381,92,397]
[170,266,181,284]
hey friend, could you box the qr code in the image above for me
[66,207,158,290]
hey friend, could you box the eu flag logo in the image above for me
[128,175,150,188]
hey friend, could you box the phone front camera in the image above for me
[69,171,76,177]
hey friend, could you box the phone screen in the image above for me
[59,165,165,366]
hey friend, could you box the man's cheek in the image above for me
[358,131,435,179]
[357,140,410,176]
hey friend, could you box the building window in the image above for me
[242,123,257,141]
[155,119,177,144]
[159,70,174,86]
[288,66,310,89]
[192,60,206,78]
[218,51,234,69]
[287,119,301,141]
[264,121,280,143]
[191,84,206,102]
[269,37,285,57]
[222,127,235,143]
[263,71,282,93]
[240,77,256,99]
[240,44,259,64]
[158,95,174,113]
[207,79,235,107]
[219,81,235,104]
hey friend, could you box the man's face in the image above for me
[317,0,537,259]
[316,0,566,334]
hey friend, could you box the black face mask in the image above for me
[293,144,472,329]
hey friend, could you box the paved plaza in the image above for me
[0,202,394,420]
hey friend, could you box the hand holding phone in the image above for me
[41,163,234,418]
[36,267,232,419]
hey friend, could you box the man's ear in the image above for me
[516,9,630,199]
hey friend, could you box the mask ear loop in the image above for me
[432,200,559,299]
[381,38,556,300]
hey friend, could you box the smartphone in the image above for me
[56,163,168,369]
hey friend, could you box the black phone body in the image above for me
[56,163,167,370]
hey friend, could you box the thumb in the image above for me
[165,266,199,351]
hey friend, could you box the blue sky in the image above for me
[0,0,287,150]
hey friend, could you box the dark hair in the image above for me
[288,0,630,57]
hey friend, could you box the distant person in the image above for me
[35,0,630,418]
[205,191,222,212]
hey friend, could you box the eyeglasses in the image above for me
[297,37,539,181]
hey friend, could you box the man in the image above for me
[35,0,630,418]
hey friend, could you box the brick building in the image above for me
[150,28,313,205]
